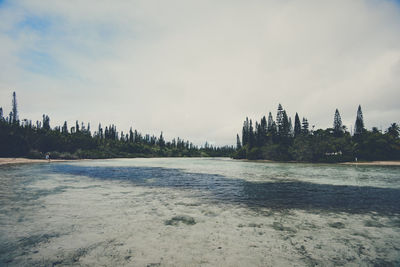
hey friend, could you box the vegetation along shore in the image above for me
[233,104,399,162]
[0,92,234,159]
[1,92,399,163]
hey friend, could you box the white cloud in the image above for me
[1,0,400,145]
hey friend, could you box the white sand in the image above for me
[0,157,73,165]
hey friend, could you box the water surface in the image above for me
[1,158,399,266]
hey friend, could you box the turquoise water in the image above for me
[0,158,399,266]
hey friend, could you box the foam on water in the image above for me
[0,158,399,266]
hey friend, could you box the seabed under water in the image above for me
[0,158,399,266]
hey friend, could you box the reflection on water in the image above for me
[0,158,399,266]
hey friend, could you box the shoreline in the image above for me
[340,161,400,166]
[0,158,73,166]
[1,157,400,166]
[237,158,400,166]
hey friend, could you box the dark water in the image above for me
[50,163,400,215]
[1,158,399,266]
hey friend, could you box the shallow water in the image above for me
[0,158,399,266]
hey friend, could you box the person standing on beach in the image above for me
[45,153,50,162]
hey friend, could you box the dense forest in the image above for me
[0,92,234,159]
[234,104,400,162]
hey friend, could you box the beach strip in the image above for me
[0,158,70,166]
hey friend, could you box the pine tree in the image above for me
[288,117,293,136]
[11,92,18,124]
[281,110,290,137]
[42,114,50,130]
[267,112,274,132]
[242,117,249,146]
[294,113,301,137]
[333,109,343,136]
[248,119,255,147]
[129,127,134,142]
[62,121,68,134]
[386,123,399,138]
[75,120,80,132]
[104,126,109,139]
[236,134,241,149]
[98,123,103,139]
[302,118,309,135]
[159,132,165,148]
[0,107,3,120]
[354,105,365,135]
[255,121,263,146]
[276,104,284,134]
[260,115,267,145]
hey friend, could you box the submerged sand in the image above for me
[0,158,70,166]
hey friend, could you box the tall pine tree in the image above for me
[242,117,249,146]
[11,91,18,124]
[267,112,274,132]
[302,118,309,135]
[276,104,284,134]
[354,105,365,135]
[333,109,343,136]
[248,119,255,147]
[42,114,50,130]
[62,121,68,134]
[294,113,301,137]
[236,134,241,149]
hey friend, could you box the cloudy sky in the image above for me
[1,0,399,146]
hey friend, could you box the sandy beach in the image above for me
[0,158,70,166]
[239,158,400,166]
[2,158,400,167]
[341,161,400,166]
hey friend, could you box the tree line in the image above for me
[234,104,400,162]
[0,92,234,159]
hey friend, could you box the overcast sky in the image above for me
[1,0,400,146]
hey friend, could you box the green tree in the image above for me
[42,114,50,130]
[11,91,18,124]
[386,123,399,139]
[62,121,68,134]
[281,110,290,137]
[354,105,365,135]
[236,134,241,149]
[267,112,275,132]
[294,113,301,137]
[248,119,255,147]
[242,117,249,146]
[333,108,343,136]
[75,120,80,132]
[129,127,134,142]
[302,118,309,135]
[159,132,165,148]
[276,104,284,134]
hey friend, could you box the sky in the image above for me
[0,0,400,146]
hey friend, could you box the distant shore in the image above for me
[0,158,72,166]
